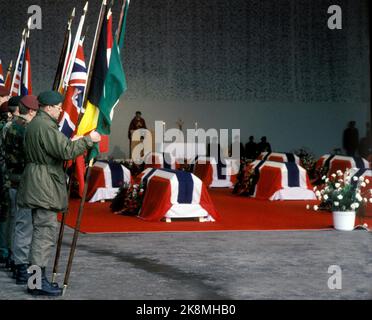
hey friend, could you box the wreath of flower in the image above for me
[233,159,257,195]
[294,147,317,179]
[110,182,145,216]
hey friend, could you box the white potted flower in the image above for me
[310,169,371,231]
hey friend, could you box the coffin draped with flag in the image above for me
[193,156,239,188]
[316,154,369,177]
[243,160,316,200]
[87,160,132,202]
[138,168,219,222]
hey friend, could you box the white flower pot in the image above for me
[332,211,356,231]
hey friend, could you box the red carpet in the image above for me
[59,189,372,233]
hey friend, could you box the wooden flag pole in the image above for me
[51,166,74,283]
[115,0,125,43]
[62,2,89,92]
[116,0,129,46]
[81,1,106,108]
[51,5,87,284]
[4,60,13,90]
[52,7,75,90]
[51,29,90,284]
[62,0,107,296]
[62,159,94,295]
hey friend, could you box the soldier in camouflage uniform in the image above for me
[0,96,22,270]
[0,87,11,264]
[4,95,39,284]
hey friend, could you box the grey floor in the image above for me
[0,226,371,300]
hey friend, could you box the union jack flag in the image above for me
[59,41,87,138]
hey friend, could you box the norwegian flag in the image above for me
[138,168,219,222]
[20,45,32,95]
[0,59,4,86]
[59,41,87,138]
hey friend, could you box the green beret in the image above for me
[38,91,64,106]
[8,96,23,107]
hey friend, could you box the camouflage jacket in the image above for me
[4,116,27,188]
[0,120,11,221]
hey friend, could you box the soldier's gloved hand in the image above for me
[89,130,101,143]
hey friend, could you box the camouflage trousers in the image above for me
[0,166,10,258]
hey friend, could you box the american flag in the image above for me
[10,38,26,96]
[0,59,4,87]
[59,41,87,138]
[20,45,32,95]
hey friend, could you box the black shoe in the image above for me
[0,255,7,264]
[27,267,62,297]
[5,258,15,272]
[15,264,31,285]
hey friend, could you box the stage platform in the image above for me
[59,189,372,234]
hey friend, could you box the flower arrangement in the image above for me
[110,183,145,216]
[233,162,257,196]
[308,169,372,212]
[294,147,317,180]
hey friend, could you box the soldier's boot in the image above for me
[5,257,15,275]
[15,264,30,285]
[0,254,7,265]
[27,267,62,296]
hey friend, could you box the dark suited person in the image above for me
[343,121,359,157]
[257,136,272,154]
[245,136,258,160]
[128,111,147,158]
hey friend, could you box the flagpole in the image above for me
[81,1,106,108]
[62,0,107,296]
[117,0,130,49]
[9,28,26,95]
[19,18,32,96]
[52,7,75,91]
[62,2,89,92]
[51,167,73,284]
[116,0,125,43]
[52,8,90,279]
[4,60,13,90]
[52,34,89,285]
